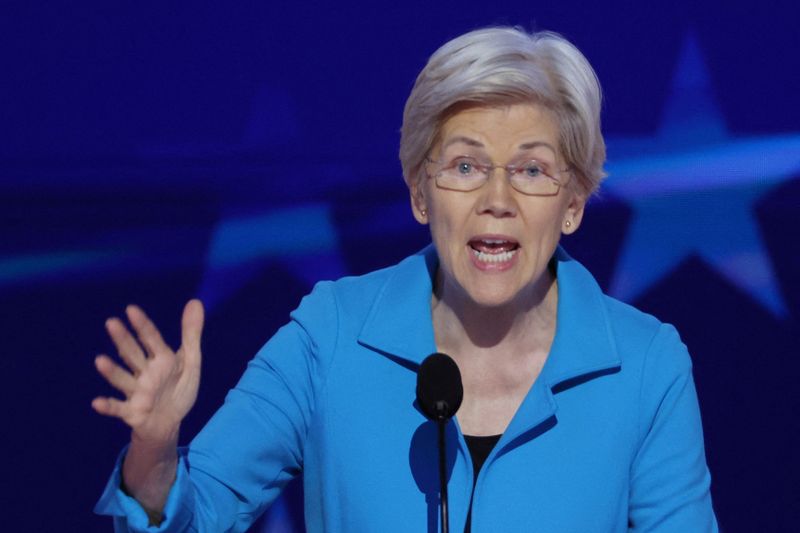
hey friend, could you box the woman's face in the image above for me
[411,103,586,308]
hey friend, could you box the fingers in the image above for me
[95,354,137,395]
[94,301,202,425]
[126,304,170,359]
[105,318,147,373]
[181,299,204,356]
[91,395,127,418]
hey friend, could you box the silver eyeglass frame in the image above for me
[424,155,572,197]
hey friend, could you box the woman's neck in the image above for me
[431,269,559,357]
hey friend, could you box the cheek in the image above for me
[524,208,567,253]
[428,216,458,253]
[427,198,462,240]
[427,210,470,275]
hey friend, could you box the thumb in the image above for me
[181,299,205,357]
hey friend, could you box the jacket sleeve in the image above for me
[94,281,338,532]
[628,323,718,532]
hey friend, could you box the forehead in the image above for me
[436,103,561,155]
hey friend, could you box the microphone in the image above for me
[417,352,463,420]
[416,353,463,533]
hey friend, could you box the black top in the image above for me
[464,434,502,484]
[463,434,502,533]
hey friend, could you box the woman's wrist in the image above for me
[121,430,180,523]
[129,424,180,454]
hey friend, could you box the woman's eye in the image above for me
[455,160,475,175]
[522,162,543,177]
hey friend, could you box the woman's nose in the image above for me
[475,170,517,217]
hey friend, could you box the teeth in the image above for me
[482,239,509,244]
[472,248,517,263]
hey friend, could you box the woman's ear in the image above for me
[562,189,587,235]
[410,177,429,225]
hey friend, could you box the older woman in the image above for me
[94,27,718,532]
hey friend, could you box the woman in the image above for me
[94,27,718,531]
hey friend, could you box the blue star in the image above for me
[604,33,800,317]
[197,204,348,311]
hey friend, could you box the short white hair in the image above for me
[400,26,606,197]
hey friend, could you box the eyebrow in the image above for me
[441,136,557,154]
[441,136,484,149]
[519,141,557,154]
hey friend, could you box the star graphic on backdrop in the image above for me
[197,203,348,311]
[604,33,800,317]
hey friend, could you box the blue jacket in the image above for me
[96,245,718,532]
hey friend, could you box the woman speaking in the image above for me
[94,27,718,532]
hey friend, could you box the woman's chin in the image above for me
[464,287,520,309]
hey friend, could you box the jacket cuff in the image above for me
[94,445,194,532]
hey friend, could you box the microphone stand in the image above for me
[436,406,450,533]
[416,353,462,533]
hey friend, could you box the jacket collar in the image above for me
[357,245,439,367]
[500,246,622,447]
[357,244,621,385]
[542,246,622,388]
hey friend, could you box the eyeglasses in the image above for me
[425,155,571,196]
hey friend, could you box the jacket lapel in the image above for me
[357,245,438,368]
[499,247,622,451]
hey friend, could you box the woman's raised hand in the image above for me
[92,299,204,445]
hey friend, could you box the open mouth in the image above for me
[468,238,520,264]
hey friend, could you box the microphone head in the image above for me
[416,352,463,421]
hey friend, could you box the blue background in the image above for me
[2,1,798,531]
